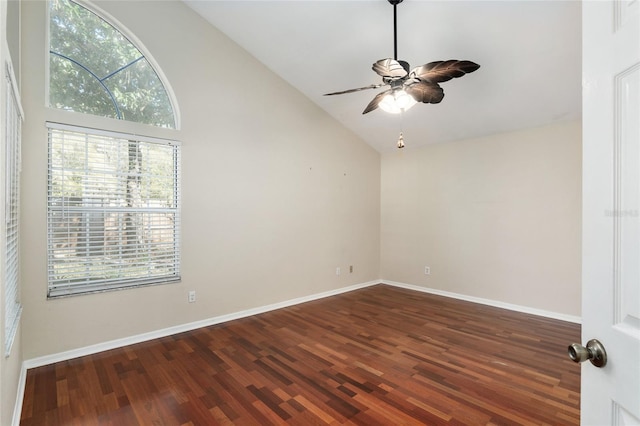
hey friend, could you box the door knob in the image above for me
[568,339,607,367]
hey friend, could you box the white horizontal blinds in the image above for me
[47,124,181,297]
[5,62,23,355]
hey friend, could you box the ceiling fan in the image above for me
[324,0,480,115]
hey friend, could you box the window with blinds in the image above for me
[47,124,181,297]
[5,62,23,356]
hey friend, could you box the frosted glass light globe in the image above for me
[379,89,417,114]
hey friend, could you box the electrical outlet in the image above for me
[349,265,353,273]
[424,266,431,275]
[336,267,341,276]
[188,290,196,303]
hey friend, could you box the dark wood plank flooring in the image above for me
[20,284,581,425]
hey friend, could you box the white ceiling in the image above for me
[184,0,582,152]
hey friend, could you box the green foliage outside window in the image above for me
[49,0,176,128]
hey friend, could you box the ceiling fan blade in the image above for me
[323,83,386,96]
[372,59,409,79]
[362,89,393,114]
[409,60,480,83]
[404,80,445,104]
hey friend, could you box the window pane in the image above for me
[102,59,176,132]
[47,125,181,297]
[49,54,119,119]
[49,0,176,128]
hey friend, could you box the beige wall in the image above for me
[6,0,19,84]
[381,121,582,316]
[1,0,24,424]
[20,0,381,359]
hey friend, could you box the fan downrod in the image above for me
[388,0,404,60]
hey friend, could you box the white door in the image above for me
[581,0,640,425]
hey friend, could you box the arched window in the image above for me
[49,0,177,128]
[46,0,181,297]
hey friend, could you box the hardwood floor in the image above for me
[20,284,581,425]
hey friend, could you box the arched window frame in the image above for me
[46,0,181,130]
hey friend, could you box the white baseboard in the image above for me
[22,280,379,370]
[381,280,582,324]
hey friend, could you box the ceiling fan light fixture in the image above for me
[322,0,479,122]
[379,89,417,114]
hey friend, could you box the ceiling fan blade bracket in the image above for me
[390,79,405,90]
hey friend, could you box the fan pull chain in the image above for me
[397,132,405,149]
[397,110,405,149]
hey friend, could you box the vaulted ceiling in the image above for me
[184,1,582,152]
